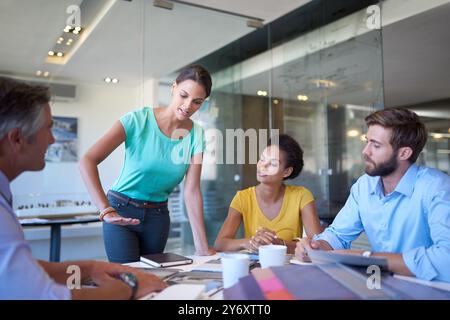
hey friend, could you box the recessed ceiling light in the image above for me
[297,94,308,101]
[104,77,112,83]
[74,26,82,32]
[48,51,55,56]
[73,30,79,35]
[257,90,268,96]
[433,133,443,139]
[56,52,64,57]
[273,99,279,105]
[36,70,42,76]
[111,78,119,84]
[43,71,50,77]
[314,79,336,88]
[347,129,360,137]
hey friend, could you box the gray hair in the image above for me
[0,77,50,140]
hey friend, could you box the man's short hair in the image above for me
[365,107,427,163]
[0,77,50,140]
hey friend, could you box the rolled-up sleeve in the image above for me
[315,182,364,250]
[402,186,450,282]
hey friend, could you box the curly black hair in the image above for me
[268,134,304,180]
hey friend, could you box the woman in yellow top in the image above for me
[214,134,323,254]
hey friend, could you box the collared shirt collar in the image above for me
[394,163,418,197]
[369,164,418,198]
[0,170,12,206]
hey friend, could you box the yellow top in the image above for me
[230,185,315,240]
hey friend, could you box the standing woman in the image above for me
[80,65,214,263]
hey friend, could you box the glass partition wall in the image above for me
[143,1,259,253]
[10,1,448,258]
[170,1,385,252]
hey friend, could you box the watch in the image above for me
[119,272,138,300]
[362,250,372,258]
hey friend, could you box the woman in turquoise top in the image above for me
[80,65,215,262]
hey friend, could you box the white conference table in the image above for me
[125,254,450,300]
[125,253,224,300]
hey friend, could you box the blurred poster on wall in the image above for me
[45,116,78,162]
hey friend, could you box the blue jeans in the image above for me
[103,191,170,263]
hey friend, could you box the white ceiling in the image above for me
[382,2,450,107]
[178,0,311,23]
[0,0,310,85]
[0,0,449,109]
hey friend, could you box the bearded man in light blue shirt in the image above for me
[295,107,450,282]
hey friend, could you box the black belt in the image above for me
[108,190,167,209]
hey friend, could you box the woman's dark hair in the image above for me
[175,64,212,98]
[269,134,304,180]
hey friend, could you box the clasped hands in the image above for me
[245,227,284,252]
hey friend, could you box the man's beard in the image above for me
[364,152,398,177]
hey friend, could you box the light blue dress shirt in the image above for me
[316,164,450,282]
[0,170,71,299]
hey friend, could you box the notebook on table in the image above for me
[140,252,193,268]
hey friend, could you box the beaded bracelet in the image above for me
[99,206,116,221]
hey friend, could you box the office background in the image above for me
[1,0,449,260]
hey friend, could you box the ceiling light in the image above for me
[43,71,50,77]
[56,52,64,57]
[347,129,360,137]
[247,19,264,29]
[104,77,112,83]
[66,41,71,46]
[112,78,119,84]
[48,51,55,56]
[257,90,268,96]
[73,30,79,35]
[314,79,336,88]
[153,0,173,10]
[74,27,82,32]
[273,99,279,105]
[360,134,366,142]
[35,70,42,76]
[432,133,443,139]
[297,94,308,101]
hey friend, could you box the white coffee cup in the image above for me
[221,253,250,288]
[258,244,287,268]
